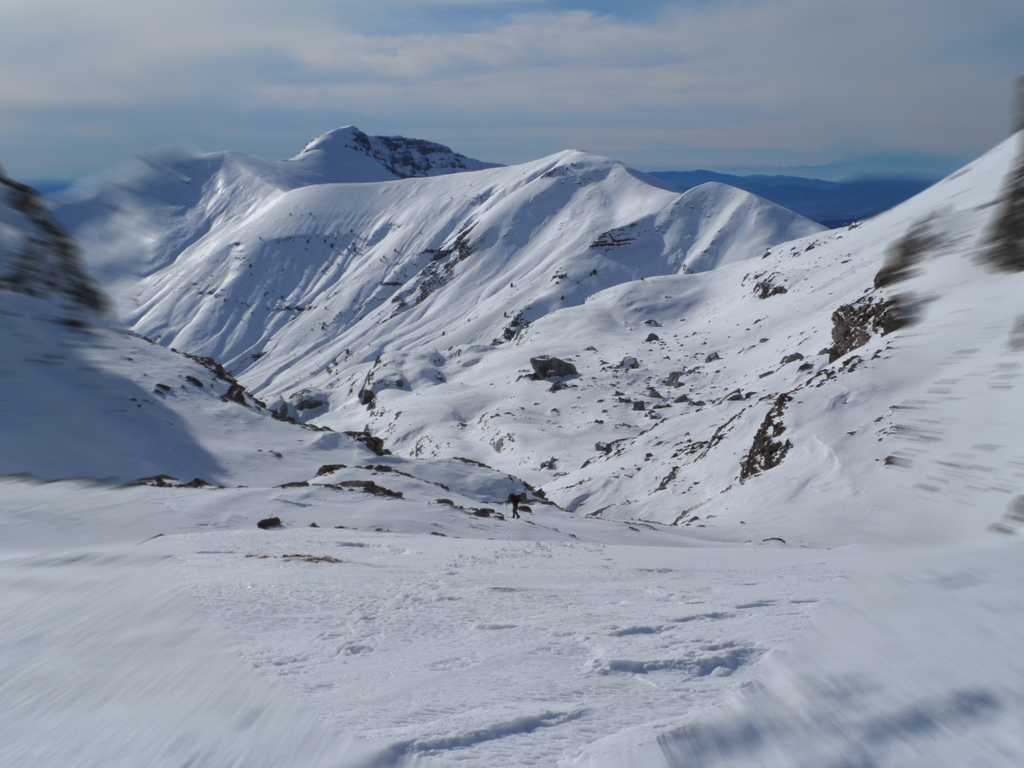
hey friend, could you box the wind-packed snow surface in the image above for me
[4,128,1024,766]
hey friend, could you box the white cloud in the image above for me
[0,0,1021,177]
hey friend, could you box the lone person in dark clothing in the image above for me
[507,493,521,519]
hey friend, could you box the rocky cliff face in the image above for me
[0,164,106,313]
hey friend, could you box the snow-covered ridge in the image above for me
[328,131,1024,547]
[31,126,1024,544]
[50,126,499,313]
[59,141,822,418]
[0,162,538,499]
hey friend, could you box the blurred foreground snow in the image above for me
[589,538,1024,767]
[0,539,424,768]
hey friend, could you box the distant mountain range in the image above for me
[48,128,822,414]
[35,148,936,231]
[648,170,937,228]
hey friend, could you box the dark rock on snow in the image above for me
[753,275,788,299]
[828,295,915,362]
[874,219,940,288]
[739,393,793,482]
[530,355,578,379]
[981,141,1024,272]
[344,430,391,456]
[332,480,404,498]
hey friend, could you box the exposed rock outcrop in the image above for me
[530,356,578,379]
[874,219,940,288]
[344,430,391,456]
[828,295,914,362]
[981,141,1024,272]
[0,164,106,312]
[739,394,793,482]
[753,274,788,298]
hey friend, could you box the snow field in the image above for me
[0,542,405,768]
[159,526,846,766]
[0,477,846,766]
[600,537,1024,768]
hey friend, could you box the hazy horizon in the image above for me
[2,0,1022,181]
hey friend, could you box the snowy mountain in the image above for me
[337,130,1024,546]
[53,139,824,425]
[50,127,498,313]
[650,170,936,228]
[4,126,1024,767]
[0,166,539,514]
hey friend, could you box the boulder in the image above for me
[530,355,578,379]
[257,517,283,529]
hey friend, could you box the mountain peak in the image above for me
[292,126,499,181]
[294,125,368,156]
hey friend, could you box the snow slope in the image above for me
[326,131,1024,550]
[51,127,498,313]
[4,129,1024,767]
[62,143,822,425]
[597,536,1024,768]
[0,541,408,768]
[0,169,545,508]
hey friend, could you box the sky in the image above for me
[1,0,1022,182]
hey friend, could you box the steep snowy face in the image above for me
[330,132,1024,547]
[0,167,312,481]
[0,164,543,504]
[50,127,497,313]
[0,166,105,315]
[116,150,822,407]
